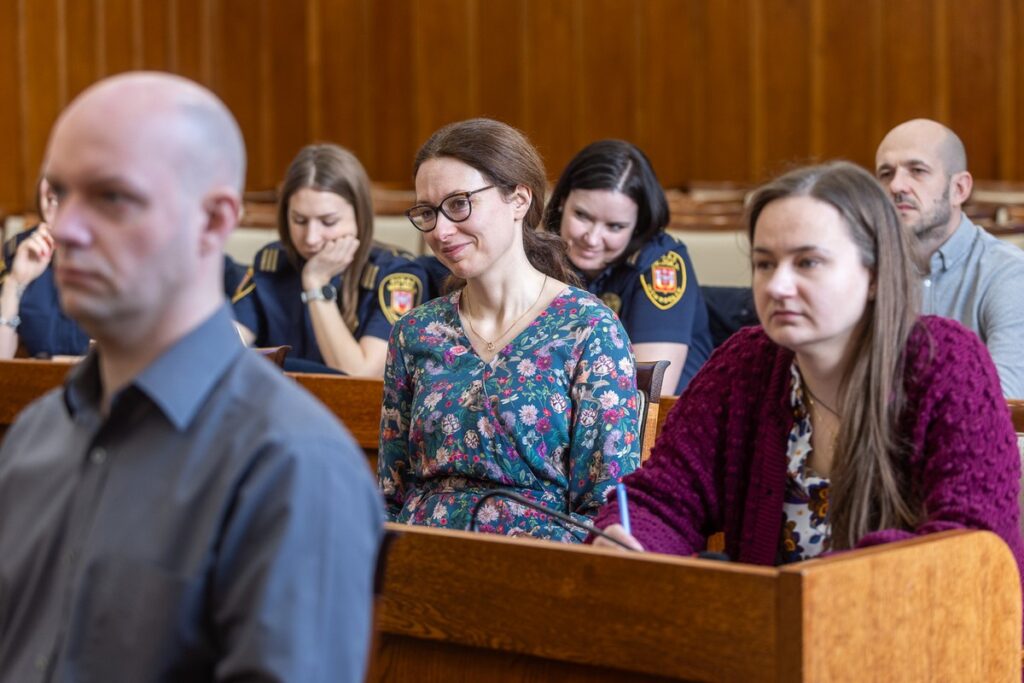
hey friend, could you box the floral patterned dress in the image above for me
[379,285,641,543]
[778,364,832,563]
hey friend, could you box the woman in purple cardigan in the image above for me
[593,161,1023,573]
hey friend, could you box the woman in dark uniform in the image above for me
[233,143,426,376]
[544,140,712,394]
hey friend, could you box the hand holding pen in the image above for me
[591,483,645,552]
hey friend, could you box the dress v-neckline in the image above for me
[454,286,568,366]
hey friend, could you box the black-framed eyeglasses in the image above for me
[404,185,495,232]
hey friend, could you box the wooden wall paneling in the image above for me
[877,0,938,143]
[947,0,1001,179]
[64,0,100,101]
[140,0,170,71]
[19,0,63,204]
[173,0,210,85]
[411,0,475,146]
[367,0,417,184]
[264,0,311,185]
[698,0,754,181]
[213,0,267,189]
[0,0,25,212]
[997,0,1017,179]
[476,0,527,132]
[576,0,639,146]
[523,0,582,180]
[101,0,140,74]
[639,0,701,189]
[754,0,813,181]
[812,0,879,170]
[314,0,370,162]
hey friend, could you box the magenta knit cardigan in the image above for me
[595,317,1024,576]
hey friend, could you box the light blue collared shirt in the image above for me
[922,214,1024,398]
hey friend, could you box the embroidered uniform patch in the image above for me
[600,292,622,315]
[640,252,686,310]
[379,272,424,324]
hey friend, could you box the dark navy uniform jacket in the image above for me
[581,231,713,394]
[1,226,247,357]
[231,242,427,366]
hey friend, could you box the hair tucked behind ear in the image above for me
[413,118,580,290]
[747,161,923,549]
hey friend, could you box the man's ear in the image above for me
[199,188,241,256]
[510,184,533,221]
[949,170,973,209]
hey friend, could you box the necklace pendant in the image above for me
[486,341,495,351]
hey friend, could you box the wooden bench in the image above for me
[370,525,1020,681]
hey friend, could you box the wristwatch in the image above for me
[301,283,338,304]
[0,314,20,330]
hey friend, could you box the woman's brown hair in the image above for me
[746,161,923,549]
[413,118,579,289]
[278,143,374,331]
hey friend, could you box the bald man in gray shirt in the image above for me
[876,119,1024,398]
[0,72,383,682]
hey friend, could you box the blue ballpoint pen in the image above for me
[616,483,631,535]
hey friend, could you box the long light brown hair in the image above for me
[278,143,374,330]
[413,118,579,289]
[746,161,923,549]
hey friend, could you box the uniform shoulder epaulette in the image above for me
[372,240,415,260]
[256,245,284,273]
[360,262,380,289]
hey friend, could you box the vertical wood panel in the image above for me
[213,0,265,187]
[316,0,370,161]
[699,0,753,180]
[523,0,580,178]
[265,0,311,184]
[413,0,474,145]
[476,0,527,131]
[140,0,170,71]
[0,0,24,211]
[7,0,1024,213]
[815,0,877,169]
[577,0,638,145]
[367,0,416,183]
[877,0,937,140]
[20,0,62,200]
[102,0,137,74]
[756,0,813,179]
[64,0,100,100]
[640,0,700,188]
[948,0,1000,178]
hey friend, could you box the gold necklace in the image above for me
[804,385,841,419]
[462,275,548,352]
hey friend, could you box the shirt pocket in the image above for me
[67,556,208,681]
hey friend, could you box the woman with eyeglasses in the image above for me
[544,140,713,395]
[591,163,1022,582]
[378,118,641,542]
[233,143,427,376]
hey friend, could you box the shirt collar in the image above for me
[929,213,975,273]
[64,305,245,431]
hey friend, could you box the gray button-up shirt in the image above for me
[0,306,383,682]
[923,214,1024,398]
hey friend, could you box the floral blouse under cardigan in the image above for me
[379,286,641,542]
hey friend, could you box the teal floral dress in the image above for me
[379,285,641,543]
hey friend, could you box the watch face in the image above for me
[322,284,338,301]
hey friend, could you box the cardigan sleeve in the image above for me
[856,318,1022,558]
[592,327,771,555]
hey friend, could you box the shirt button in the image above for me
[89,447,107,465]
[923,279,932,288]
